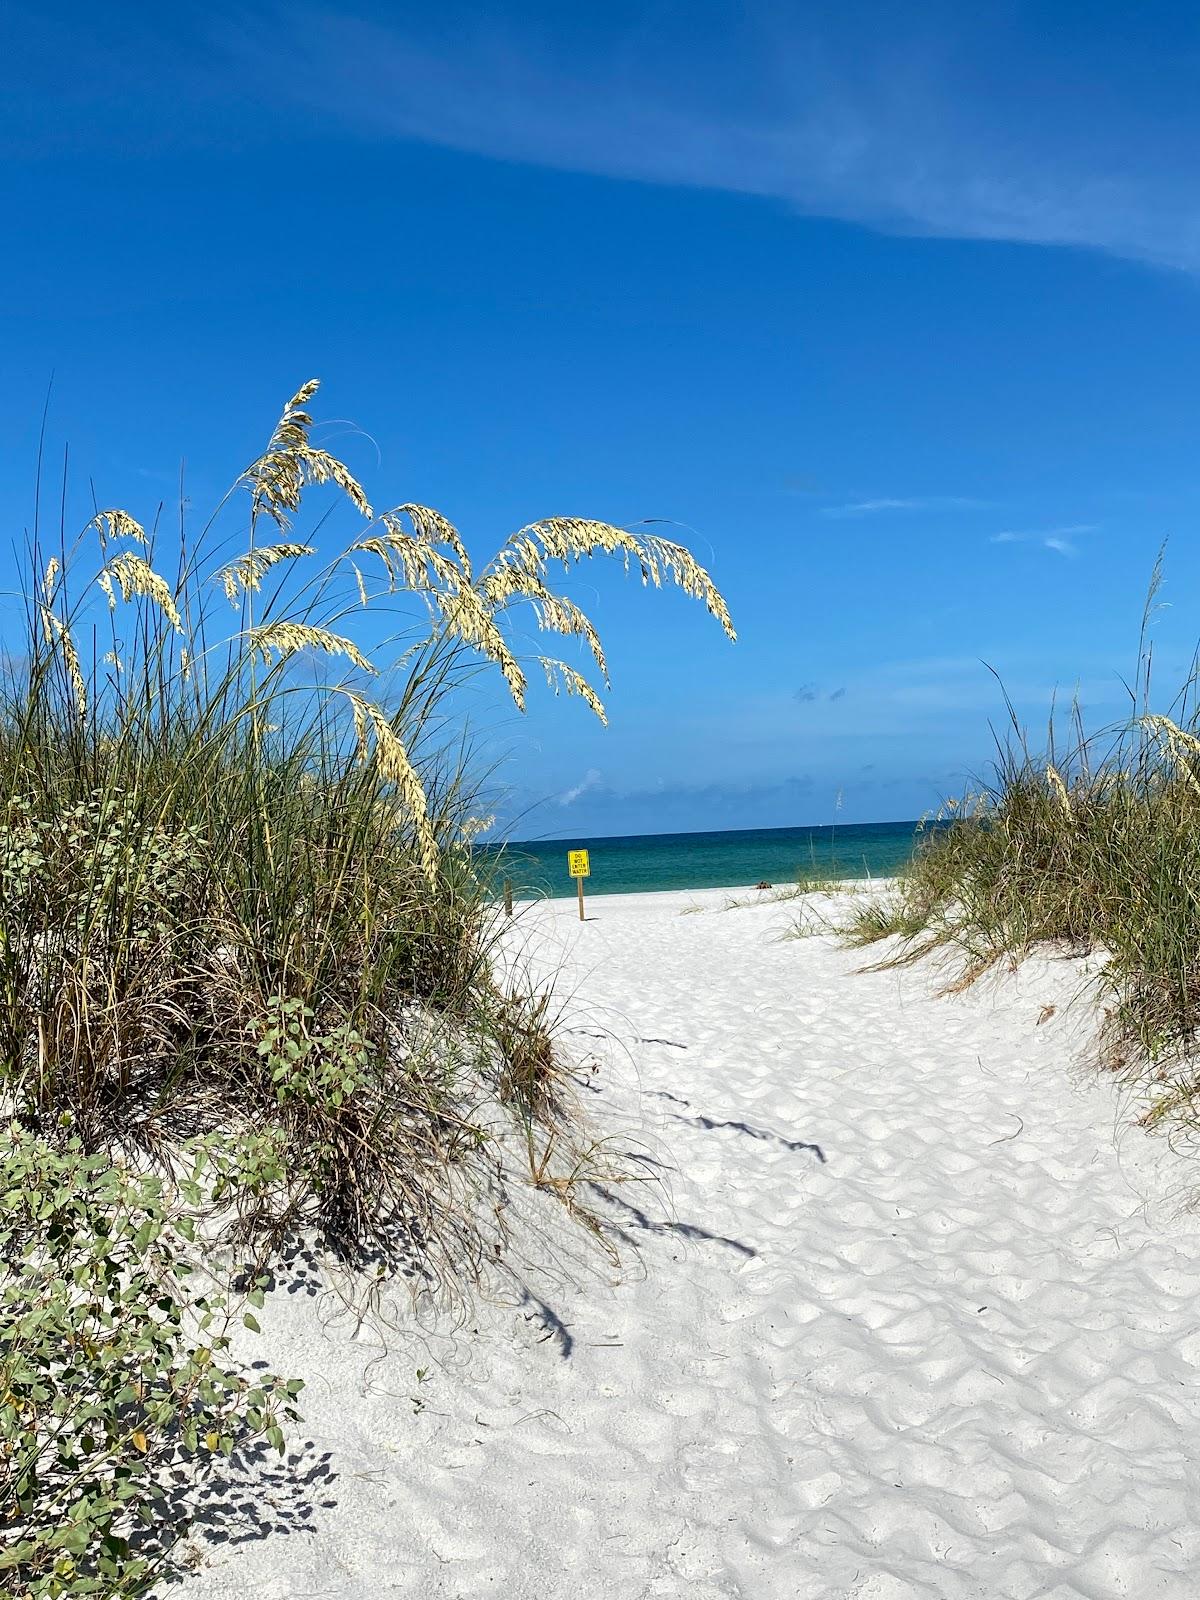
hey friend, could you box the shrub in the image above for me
[0,380,734,1272]
[0,1126,301,1599]
[0,381,733,1592]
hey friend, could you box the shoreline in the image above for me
[486,818,926,903]
[511,874,892,905]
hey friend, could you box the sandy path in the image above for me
[179,889,1200,1599]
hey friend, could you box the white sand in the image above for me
[178,888,1200,1599]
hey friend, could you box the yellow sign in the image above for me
[567,849,591,878]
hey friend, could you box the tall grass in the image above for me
[1,382,735,1595]
[0,380,735,1274]
[848,623,1200,1085]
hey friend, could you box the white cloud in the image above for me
[558,767,603,806]
[220,5,1200,274]
[989,523,1097,556]
[822,495,989,518]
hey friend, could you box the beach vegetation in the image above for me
[847,590,1200,1095]
[0,381,734,1593]
[0,1126,300,1599]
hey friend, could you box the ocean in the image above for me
[487,819,927,900]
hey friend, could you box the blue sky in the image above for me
[5,2,1200,837]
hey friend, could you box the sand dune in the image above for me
[178,888,1200,1599]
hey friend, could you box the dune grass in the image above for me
[847,628,1200,1090]
[2,377,734,1256]
[0,381,734,1594]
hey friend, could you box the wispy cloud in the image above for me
[990,523,1097,557]
[212,5,1200,274]
[821,495,990,519]
[558,767,602,807]
[795,683,848,705]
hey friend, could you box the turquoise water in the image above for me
[487,819,927,900]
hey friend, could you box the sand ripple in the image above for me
[178,889,1200,1599]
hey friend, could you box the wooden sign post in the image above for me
[567,848,591,920]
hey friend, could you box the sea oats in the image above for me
[1140,714,1200,796]
[391,503,473,578]
[482,563,609,682]
[247,380,372,527]
[538,657,607,724]
[349,503,734,720]
[642,533,737,640]
[1045,763,1073,817]
[88,508,148,546]
[99,552,184,632]
[351,532,424,593]
[216,543,314,605]
[435,586,528,710]
[0,378,742,1426]
[351,520,461,594]
[1141,714,1200,758]
[487,519,736,641]
[249,621,375,676]
[343,690,439,883]
[523,517,641,566]
[459,814,495,843]
[39,606,86,719]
